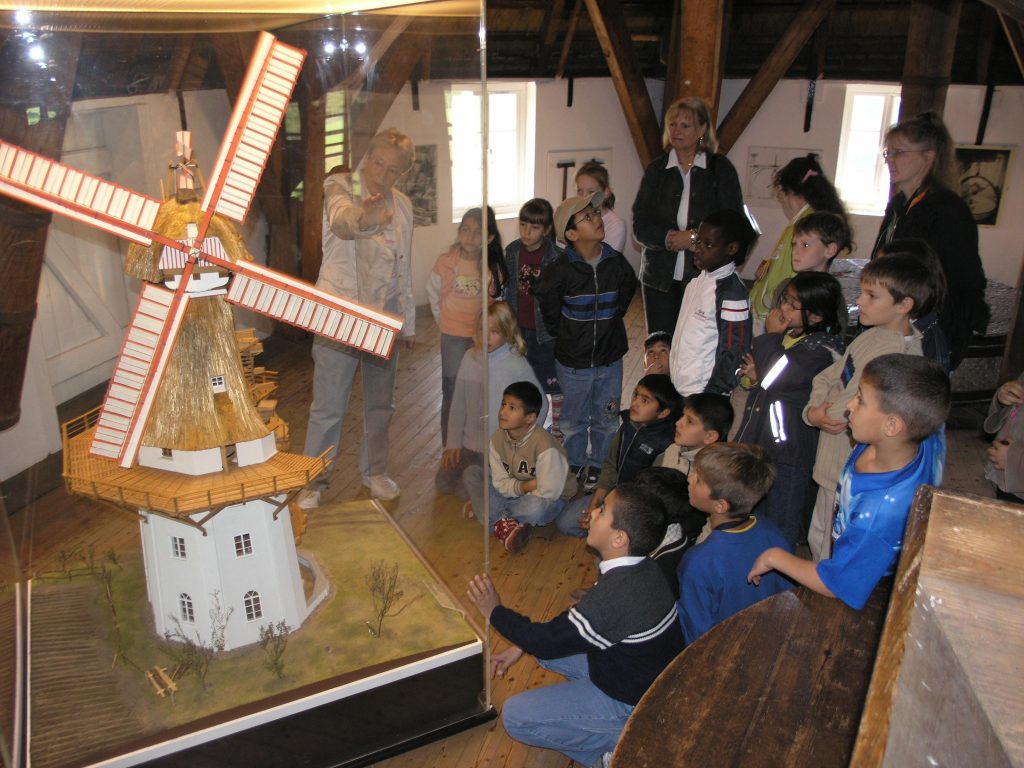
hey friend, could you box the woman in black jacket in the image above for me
[632,97,744,335]
[871,112,989,370]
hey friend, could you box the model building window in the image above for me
[161,447,173,458]
[210,375,226,393]
[180,593,195,623]
[234,533,253,557]
[244,590,263,621]
[171,536,187,559]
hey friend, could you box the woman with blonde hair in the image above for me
[632,96,745,334]
[871,111,988,369]
[437,301,547,499]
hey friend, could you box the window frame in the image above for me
[233,532,253,558]
[834,84,902,216]
[179,593,194,623]
[244,590,263,621]
[171,536,186,559]
[448,81,535,222]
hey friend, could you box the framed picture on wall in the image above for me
[955,145,1013,227]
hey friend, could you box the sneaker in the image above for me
[295,489,320,510]
[366,474,400,501]
[583,467,601,491]
[461,501,475,519]
[493,517,531,554]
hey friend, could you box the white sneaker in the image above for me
[296,489,320,510]
[366,474,400,500]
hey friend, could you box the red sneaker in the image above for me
[493,517,531,554]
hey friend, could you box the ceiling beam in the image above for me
[981,0,1024,25]
[556,0,584,79]
[999,10,1024,78]
[299,88,326,285]
[582,0,662,167]
[716,0,835,154]
[665,0,725,120]
[899,0,962,120]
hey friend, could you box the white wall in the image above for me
[717,78,1024,286]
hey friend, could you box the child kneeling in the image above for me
[749,354,950,610]
[467,483,684,767]
[463,381,577,553]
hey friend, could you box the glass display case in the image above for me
[0,2,493,765]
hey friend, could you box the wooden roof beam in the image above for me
[582,0,662,168]
[716,0,835,154]
[899,0,962,121]
[556,0,584,79]
[665,0,726,121]
[999,10,1024,78]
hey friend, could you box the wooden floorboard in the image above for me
[5,295,998,768]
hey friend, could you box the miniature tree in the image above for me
[258,620,291,679]
[164,618,215,689]
[208,590,234,652]
[365,560,420,638]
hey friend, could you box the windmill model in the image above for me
[0,33,401,650]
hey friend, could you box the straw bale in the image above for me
[142,296,268,450]
[124,199,253,282]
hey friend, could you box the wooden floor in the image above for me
[6,295,997,768]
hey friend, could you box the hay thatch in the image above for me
[141,296,268,450]
[125,199,253,282]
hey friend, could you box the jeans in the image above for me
[556,494,592,537]
[557,359,623,469]
[502,653,633,767]
[434,447,483,499]
[440,333,474,444]
[463,465,567,527]
[303,337,399,489]
[523,328,561,395]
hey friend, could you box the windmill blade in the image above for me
[0,140,161,245]
[89,283,191,467]
[200,32,305,227]
[226,261,403,358]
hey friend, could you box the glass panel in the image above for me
[0,3,489,765]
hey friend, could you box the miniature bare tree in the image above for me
[164,618,215,689]
[258,620,291,679]
[208,590,234,652]
[365,560,420,638]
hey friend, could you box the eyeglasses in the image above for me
[573,208,603,226]
[881,148,926,159]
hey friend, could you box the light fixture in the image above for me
[14,8,31,25]
[353,40,366,55]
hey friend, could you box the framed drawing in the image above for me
[955,145,1013,226]
[746,146,823,202]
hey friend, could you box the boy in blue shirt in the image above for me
[748,354,950,610]
[676,442,793,645]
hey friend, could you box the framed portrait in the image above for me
[955,145,1013,226]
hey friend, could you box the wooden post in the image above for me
[664,0,725,119]
[716,0,835,154]
[898,0,962,120]
[299,87,326,285]
[582,0,662,168]
[0,34,81,432]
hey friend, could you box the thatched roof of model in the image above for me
[142,295,268,450]
[124,198,252,283]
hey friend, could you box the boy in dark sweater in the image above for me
[556,374,681,536]
[536,190,638,490]
[676,442,793,645]
[467,484,684,767]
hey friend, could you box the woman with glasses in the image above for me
[749,154,847,336]
[632,97,744,335]
[871,112,989,370]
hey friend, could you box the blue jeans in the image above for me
[440,333,474,445]
[556,494,592,537]
[463,465,567,527]
[556,359,623,469]
[502,653,633,767]
[303,337,399,489]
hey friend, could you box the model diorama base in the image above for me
[27,500,486,768]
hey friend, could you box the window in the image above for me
[835,85,902,214]
[161,447,173,459]
[448,82,535,220]
[171,536,186,559]
[210,375,226,393]
[179,593,194,623]
[234,533,253,557]
[244,590,263,621]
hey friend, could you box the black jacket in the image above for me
[632,151,744,292]
[597,411,678,492]
[535,242,638,369]
[872,185,989,370]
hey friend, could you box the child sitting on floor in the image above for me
[556,374,680,537]
[463,381,576,553]
[749,354,949,610]
[466,483,684,768]
[676,443,793,645]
